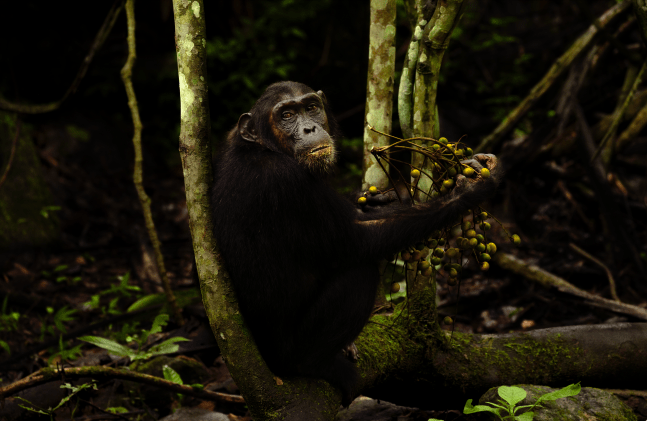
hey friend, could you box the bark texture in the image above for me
[362,0,397,191]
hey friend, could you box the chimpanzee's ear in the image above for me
[237,113,257,143]
[316,90,327,105]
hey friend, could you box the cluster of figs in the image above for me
[359,135,521,297]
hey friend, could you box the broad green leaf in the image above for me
[150,337,190,356]
[498,385,526,407]
[163,365,184,385]
[515,411,534,421]
[127,294,165,312]
[79,336,134,357]
[463,399,501,415]
[535,383,581,404]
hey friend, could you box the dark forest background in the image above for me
[2,0,647,419]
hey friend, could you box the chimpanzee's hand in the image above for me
[356,190,403,214]
[452,153,500,196]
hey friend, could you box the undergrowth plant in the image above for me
[462,383,581,420]
[80,314,189,364]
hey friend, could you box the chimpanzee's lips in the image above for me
[310,145,330,154]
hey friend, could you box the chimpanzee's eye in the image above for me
[282,111,294,119]
[307,104,318,112]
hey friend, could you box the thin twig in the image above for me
[0,120,20,189]
[121,0,184,324]
[0,0,125,114]
[495,253,647,320]
[569,243,620,302]
[0,366,245,403]
[591,57,647,162]
[574,103,646,278]
[475,1,630,152]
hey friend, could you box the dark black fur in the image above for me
[211,81,500,405]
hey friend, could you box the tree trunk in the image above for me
[362,0,397,191]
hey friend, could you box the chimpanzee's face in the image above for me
[270,91,337,173]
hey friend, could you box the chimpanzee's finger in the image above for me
[459,158,484,172]
[472,153,498,170]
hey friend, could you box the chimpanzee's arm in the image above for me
[355,154,501,259]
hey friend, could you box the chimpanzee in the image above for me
[211,81,500,405]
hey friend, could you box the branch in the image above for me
[357,305,647,409]
[475,1,630,152]
[411,0,465,203]
[121,0,183,325]
[0,366,243,403]
[398,19,425,139]
[574,103,646,278]
[631,0,647,45]
[0,0,124,114]
[592,57,647,163]
[569,243,620,302]
[494,253,647,321]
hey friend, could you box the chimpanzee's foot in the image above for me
[341,342,358,362]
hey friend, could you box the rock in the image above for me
[479,385,637,421]
[336,396,420,421]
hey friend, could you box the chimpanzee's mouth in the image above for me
[310,145,330,154]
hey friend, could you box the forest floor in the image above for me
[1,122,647,420]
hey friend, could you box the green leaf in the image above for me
[16,397,50,415]
[84,295,100,310]
[515,412,534,421]
[535,383,581,404]
[150,337,190,356]
[17,404,49,415]
[127,293,165,312]
[107,407,129,414]
[0,340,10,355]
[486,401,508,410]
[79,336,134,357]
[163,365,184,385]
[463,399,501,415]
[54,382,96,409]
[150,314,169,335]
[498,385,526,407]
[53,306,78,333]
